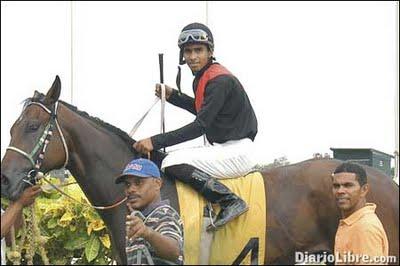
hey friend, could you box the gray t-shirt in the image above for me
[126,200,184,265]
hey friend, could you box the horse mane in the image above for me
[25,95,137,153]
[59,100,137,150]
[57,100,168,163]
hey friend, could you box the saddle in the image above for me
[175,171,266,265]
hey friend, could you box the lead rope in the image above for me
[39,175,126,210]
[8,204,53,265]
[8,225,21,265]
[24,204,49,265]
[32,203,49,265]
[24,206,34,265]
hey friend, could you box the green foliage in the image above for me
[2,176,114,265]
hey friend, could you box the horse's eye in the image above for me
[26,122,40,132]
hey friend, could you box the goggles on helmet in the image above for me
[178,29,211,47]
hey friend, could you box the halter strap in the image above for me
[6,147,35,166]
[6,101,69,169]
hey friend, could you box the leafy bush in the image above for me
[2,176,114,265]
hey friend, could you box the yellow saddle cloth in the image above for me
[175,171,266,265]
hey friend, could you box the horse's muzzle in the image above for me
[1,172,31,201]
[1,173,11,198]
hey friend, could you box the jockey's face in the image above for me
[183,43,213,73]
[124,176,161,211]
[331,172,369,218]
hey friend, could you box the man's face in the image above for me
[123,176,161,211]
[332,172,369,215]
[183,43,212,73]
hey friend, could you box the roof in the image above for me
[330,148,395,158]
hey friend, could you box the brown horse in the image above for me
[1,76,398,264]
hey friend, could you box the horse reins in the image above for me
[6,100,127,210]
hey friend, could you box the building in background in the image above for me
[330,148,395,178]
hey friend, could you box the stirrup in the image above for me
[206,204,249,232]
[206,202,217,230]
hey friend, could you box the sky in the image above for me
[1,1,398,166]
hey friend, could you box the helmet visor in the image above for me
[178,29,210,47]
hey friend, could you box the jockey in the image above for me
[133,22,258,231]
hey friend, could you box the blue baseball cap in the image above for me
[115,158,161,184]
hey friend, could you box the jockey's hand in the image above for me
[126,215,151,241]
[155,83,173,100]
[133,138,154,154]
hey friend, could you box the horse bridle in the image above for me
[6,101,69,186]
[6,100,127,210]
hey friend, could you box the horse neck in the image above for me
[58,104,133,205]
[57,103,179,212]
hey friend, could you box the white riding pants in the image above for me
[161,138,257,179]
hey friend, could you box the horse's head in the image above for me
[1,76,69,200]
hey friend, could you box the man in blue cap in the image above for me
[115,158,183,265]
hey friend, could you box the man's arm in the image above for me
[144,228,181,261]
[1,202,24,239]
[126,216,181,261]
[1,185,42,239]
[168,89,196,115]
[151,120,204,150]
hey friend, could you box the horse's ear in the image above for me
[44,75,61,105]
[33,90,41,99]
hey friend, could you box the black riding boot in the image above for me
[190,169,248,231]
[164,164,249,230]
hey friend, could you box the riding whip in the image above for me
[159,53,166,152]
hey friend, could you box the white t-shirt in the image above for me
[1,208,6,265]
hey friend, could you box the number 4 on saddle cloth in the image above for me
[175,171,266,265]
